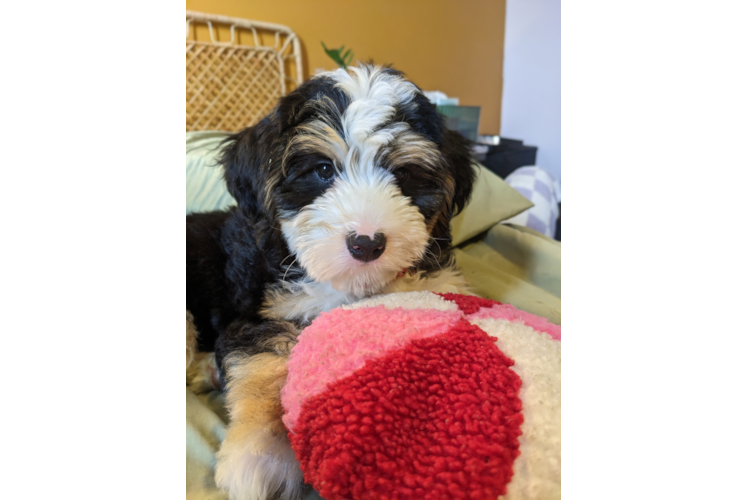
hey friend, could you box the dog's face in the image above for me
[221,65,474,296]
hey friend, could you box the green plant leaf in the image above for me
[321,41,354,70]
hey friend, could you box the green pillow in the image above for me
[186,131,236,215]
[450,164,533,246]
[185,131,533,245]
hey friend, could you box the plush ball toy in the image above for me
[281,291,560,500]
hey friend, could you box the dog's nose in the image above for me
[347,232,386,262]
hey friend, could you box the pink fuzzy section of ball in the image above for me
[281,305,462,432]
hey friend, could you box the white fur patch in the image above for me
[341,290,459,312]
[262,264,471,323]
[326,65,418,147]
[262,278,361,323]
[215,429,303,500]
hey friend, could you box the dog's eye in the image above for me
[393,169,409,182]
[315,163,335,181]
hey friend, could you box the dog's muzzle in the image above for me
[347,232,386,262]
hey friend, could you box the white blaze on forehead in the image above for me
[295,66,443,177]
[327,66,419,149]
[345,122,409,177]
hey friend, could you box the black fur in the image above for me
[186,66,475,384]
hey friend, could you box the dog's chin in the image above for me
[322,258,417,297]
[296,243,427,297]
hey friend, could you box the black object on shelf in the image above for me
[479,138,538,179]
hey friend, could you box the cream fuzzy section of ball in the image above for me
[470,317,561,500]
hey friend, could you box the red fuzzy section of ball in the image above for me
[438,294,502,315]
[289,319,523,500]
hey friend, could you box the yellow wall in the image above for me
[186,0,506,135]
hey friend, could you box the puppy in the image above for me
[186,64,476,500]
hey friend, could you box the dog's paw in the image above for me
[215,428,303,500]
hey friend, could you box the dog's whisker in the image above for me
[278,253,295,270]
[282,258,298,283]
[423,247,443,271]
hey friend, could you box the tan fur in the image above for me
[282,118,347,175]
[383,259,473,296]
[383,131,443,171]
[216,352,303,500]
[186,310,198,369]
[257,322,300,357]
[187,352,219,393]
[426,216,439,234]
[223,353,290,440]
[428,198,456,237]
[186,311,220,393]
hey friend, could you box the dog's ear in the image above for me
[219,114,281,220]
[442,129,476,216]
[219,76,349,221]
[399,88,474,215]
[409,91,445,146]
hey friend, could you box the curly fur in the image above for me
[186,64,475,499]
